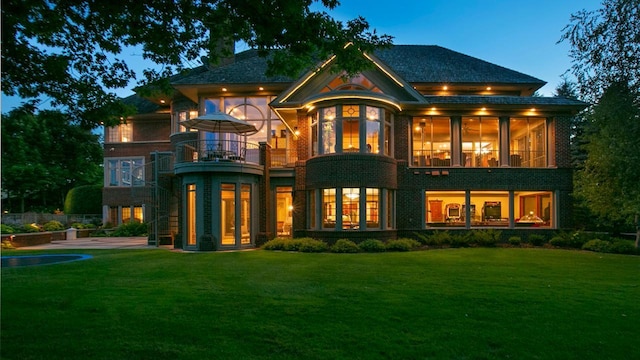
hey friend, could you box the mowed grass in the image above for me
[2,248,639,360]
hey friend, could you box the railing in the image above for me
[271,148,298,168]
[175,139,260,165]
[509,150,546,168]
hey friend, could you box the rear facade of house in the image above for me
[102,45,586,250]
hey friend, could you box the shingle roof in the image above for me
[122,94,162,113]
[373,45,546,85]
[172,45,547,86]
[423,95,587,107]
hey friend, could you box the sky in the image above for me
[1,0,603,112]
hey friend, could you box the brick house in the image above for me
[103,44,586,250]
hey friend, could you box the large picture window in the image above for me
[412,117,450,166]
[314,105,391,156]
[462,117,499,167]
[106,158,144,187]
[106,123,132,143]
[510,118,546,167]
[317,187,391,231]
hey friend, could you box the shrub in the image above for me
[64,184,102,214]
[528,234,546,246]
[607,239,637,255]
[297,238,328,253]
[20,223,41,233]
[470,229,501,247]
[331,239,360,253]
[582,239,610,253]
[508,236,522,246]
[449,234,469,248]
[385,238,420,252]
[1,240,14,249]
[42,220,65,231]
[425,231,452,246]
[549,235,570,248]
[1,224,15,234]
[70,222,85,229]
[262,238,289,251]
[358,239,386,252]
[110,221,148,237]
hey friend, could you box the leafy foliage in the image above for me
[358,239,386,252]
[330,239,360,253]
[385,238,421,252]
[42,221,65,231]
[64,185,103,215]
[110,222,148,237]
[1,0,392,127]
[1,108,103,212]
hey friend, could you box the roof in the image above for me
[373,45,546,85]
[172,45,547,86]
[423,95,587,107]
[121,94,162,113]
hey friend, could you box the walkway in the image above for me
[17,237,162,250]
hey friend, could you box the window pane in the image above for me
[342,188,359,229]
[322,189,336,228]
[321,107,336,154]
[510,118,546,168]
[413,117,450,166]
[241,184,251,244]
[462,117,499,167]
[366,107,380,153]
[425,191,466,227]
[221,184,235,245]
[366,188,379,228]
[276,187,293,236]
[470,191,510,227]
[515,191,553,228]
[187,184,196,245]
[343,118,359,152]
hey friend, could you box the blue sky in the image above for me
[1,0,602,112]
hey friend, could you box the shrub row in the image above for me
[262,237,422,253]
[1,221,97,234]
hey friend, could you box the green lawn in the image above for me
[2,248,639,359]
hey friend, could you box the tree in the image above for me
[574,82,640,237]
[1,0,392,128]
[1,107,103,212]
[559,0,640,103]
[561,0,640,245]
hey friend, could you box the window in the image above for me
[510,118,546,167]
[412,117,450,166]
[122,206,144,223]
[276,187,293,236]
[107,123,132,143]
[186,184,196,246]
[106,158,144,187]
[317,188,392,231]
[240,184,251,244]
[462,117,499,167]
[313,105,391,155]
[174,110,199,133]
[515,191,553,227]
[470,191,509,226]
[221,184,235,245]
[425,191,466,227]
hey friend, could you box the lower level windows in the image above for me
[107,205,144,226]
[425,190,554,228]
[311,188,393,230]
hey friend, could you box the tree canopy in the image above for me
[1,108,103,212]
[1,0,392,128]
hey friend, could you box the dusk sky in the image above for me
[1,0,603,112]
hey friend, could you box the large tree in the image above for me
[1,107,103,212]
[1,0,392,128]
[560,0,640,244]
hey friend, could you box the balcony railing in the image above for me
[175,139,260,165]
[271,148,298,168]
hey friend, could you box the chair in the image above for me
[510,154,522,167]
[488,158,498,167]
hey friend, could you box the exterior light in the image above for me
[486,86,492,91]
[481,107,487,111]
[222,87,228,92]
[443,85,448,90]
[259,87,264,91]
[294,127,300,136]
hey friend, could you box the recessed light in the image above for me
[443,85,448,91]
[222,87,228,92]
[259,87,264,91]
[486,86,492,91]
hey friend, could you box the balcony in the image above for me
[175,139,261,165]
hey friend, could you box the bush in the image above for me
[1,224,15,234]
[385,238,420,252]
[297,238,328,253]
[582,239,610,253]
[64,184,102,214]
[425,231,452,246]
[358,239,386,252]
[110,221,148,237]
[449,234,470,248]
[331,239,360,253]
[549,235,570,248]
[20,223,41,233]
[42,220,65,231]
[508,236,522,246]
[262,238,290,251]
[1,240,15,249]
[528,234,546,246]
[469,229,501,247]
[607,239,637,255]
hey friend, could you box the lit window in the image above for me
[105,158,144,187]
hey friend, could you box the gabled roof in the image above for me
[373,45,546,85]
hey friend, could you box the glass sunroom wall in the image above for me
[342,105,360,152]
[514,191,552,227]
[425,191,466,227]
[470,191,510,226]
[412,117,450,166]
[510,117,546,167]
[462,117,499,167]
[321,107,337,154]
[365,106,381,154]
[342,188,360,229]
